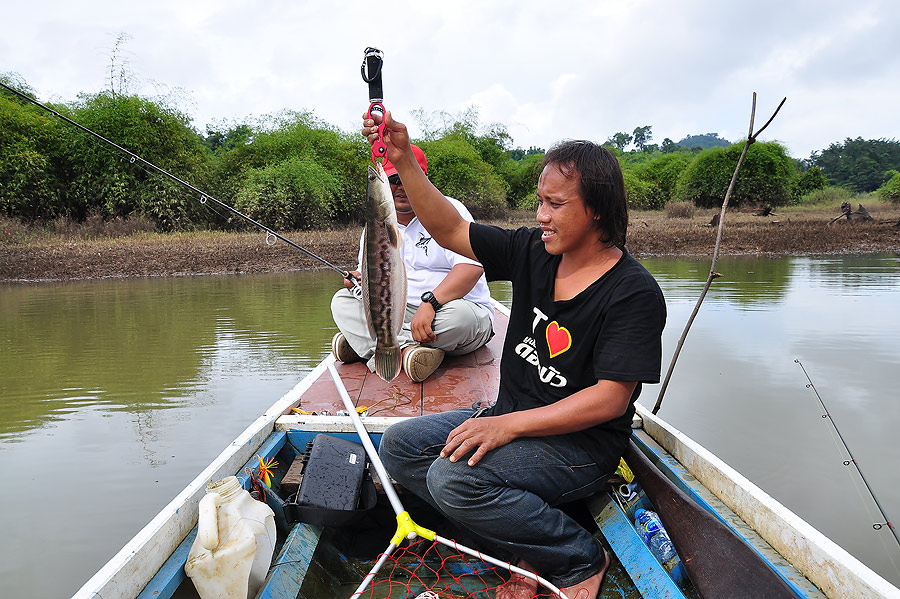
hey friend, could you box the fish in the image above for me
[362,162,407,381]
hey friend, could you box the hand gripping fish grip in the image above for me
[367,103,387,163]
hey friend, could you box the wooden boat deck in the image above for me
[293,313,508,417]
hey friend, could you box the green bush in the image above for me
[211,111,369,225]
[418,137,508,219]
[877,170,900,203]
[60,92,212,230]
[796,186,856,206]
[499,152,543,210]
[622,170,656,210]
[675,142,798,208]
[0,92,66,220]
[623,152,692,210]
[235,156,342,230]
[794,166,827,199]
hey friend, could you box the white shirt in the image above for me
[357,197,494,319]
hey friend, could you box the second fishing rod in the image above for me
[0,80,361,289]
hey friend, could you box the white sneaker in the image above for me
[402,346,445,382]
[331,332,361,363]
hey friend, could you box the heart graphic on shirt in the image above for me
[546,321,572,358]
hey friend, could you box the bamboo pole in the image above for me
[652,93,786,415]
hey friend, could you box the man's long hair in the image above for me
[543,140,628,247]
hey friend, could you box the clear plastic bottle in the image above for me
[634,508,684,584]
[649,528,677,564]
[634,508,664,545]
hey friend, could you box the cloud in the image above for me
[4,0,899,158]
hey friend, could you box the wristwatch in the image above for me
[421,291,442,311]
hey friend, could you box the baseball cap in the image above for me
[383,144,427,177]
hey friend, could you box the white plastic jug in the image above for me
[185,476,277,599]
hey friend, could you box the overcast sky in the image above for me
[3,1,898,159]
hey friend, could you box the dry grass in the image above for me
[628,202,900,256]
[2,203,898,282]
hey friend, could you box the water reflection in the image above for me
[0,273,339,442]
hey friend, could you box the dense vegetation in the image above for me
[2,72,899,234]
[806,137,900,193]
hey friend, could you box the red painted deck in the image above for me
[294,312,507,417]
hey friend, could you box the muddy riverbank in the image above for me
[2,207,899,282]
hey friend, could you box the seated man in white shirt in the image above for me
[330,144,495,382]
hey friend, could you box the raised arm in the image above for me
[363,111,475,260]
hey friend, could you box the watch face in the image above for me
[422,292,439,309]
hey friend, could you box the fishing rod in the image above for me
[0,80,361,288]
[795,358,900,552]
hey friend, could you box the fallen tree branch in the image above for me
[652,93,786,415]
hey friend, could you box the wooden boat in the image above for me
[72,304,900,599]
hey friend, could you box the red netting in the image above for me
[354,538,561,599]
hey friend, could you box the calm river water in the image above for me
[1,254,899,598]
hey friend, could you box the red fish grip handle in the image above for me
[367,102,387,164]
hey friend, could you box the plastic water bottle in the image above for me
[649,528,677,564]
[634,508,664,545]
[634,509,685,584]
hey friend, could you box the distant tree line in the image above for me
[2,73,898,234]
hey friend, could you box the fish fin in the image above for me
[374,346,402,382]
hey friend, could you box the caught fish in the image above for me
[363,163,407,381]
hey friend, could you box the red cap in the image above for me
[383,144,427,177]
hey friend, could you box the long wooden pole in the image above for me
[652,94,786,415]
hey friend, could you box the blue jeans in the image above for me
[379,408,610,588]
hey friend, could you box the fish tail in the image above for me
[374,345,402,382]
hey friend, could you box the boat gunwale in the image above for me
[636,404,900,599]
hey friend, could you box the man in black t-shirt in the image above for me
[365,112,666,599]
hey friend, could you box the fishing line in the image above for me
[0,80,361,287]
[795,358,900,564]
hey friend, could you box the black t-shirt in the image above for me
[469,223,666,472]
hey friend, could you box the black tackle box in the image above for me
[283,434,376,526]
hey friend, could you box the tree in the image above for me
[203,122,253,154]
[211,110,370,225]
[632,125,653,151]
[606,132,633,151]
[661,138,680,154]
[795,166,827,198]
[808,137,900,192]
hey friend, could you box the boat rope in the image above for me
[0,80,362,289]
[795,358,900,562]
